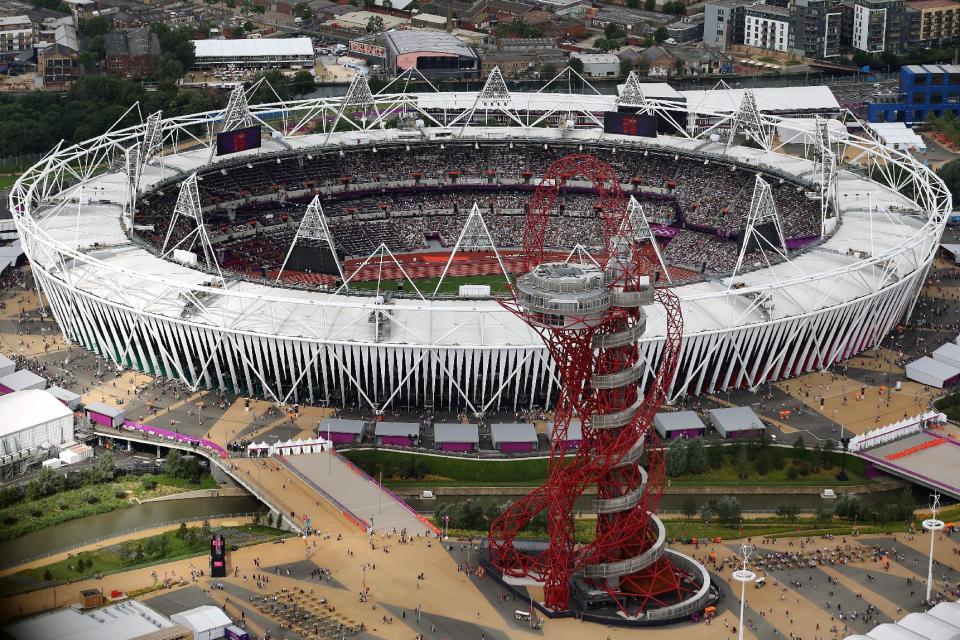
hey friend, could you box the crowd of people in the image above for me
[131,141,823,284]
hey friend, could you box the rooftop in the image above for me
[434,422,480,443]
[5,600,177,640]
[0,14,31,27]
[490,422,538,443]
[0,389,72,437]
[374,421,419,437]
[383,28,475,58]
[572,53,620,63]
[192,37,314,59]
[747,3,792,16]
[320,417,365,434]
[0,369,46,391]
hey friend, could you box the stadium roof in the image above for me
[320,417,365,434]
[383,29,475,58]
[0,390,72,436]
[434,423,479,444]
[681,86,840,114]
[375,421,419,437]
[192,37,314,59]
[5,600,176,640]
[490,422,537,445]
[0,369,47,391]
[654,411,706,433]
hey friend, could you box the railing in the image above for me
[592,321,646,349]
[583,514,665,578]
[644,550,715,621]
[592,363,643,389]
[274,455,370,532]
[592,399,643,430]
[592,484,645,514]
[0,512,264,569]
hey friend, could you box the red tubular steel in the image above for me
[488,154,687,613]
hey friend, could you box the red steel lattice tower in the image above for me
[488,154,689,615]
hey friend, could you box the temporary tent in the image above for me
[375,422,419,446]
[170,605,231,640]
[708,407,765,439]
[318,418,365,444]
[84,402,125,427]
[0,353,14,378]
[905,357,960,389]
[0,369,47,393]
[46,385,81,410]
[490,423,538,452]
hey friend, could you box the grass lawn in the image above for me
[0,174,19,190]
[0,525,291,596]
[343,449,867,488]
[0,474,220,543]
[346,273,512,295]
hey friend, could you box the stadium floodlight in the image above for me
[142,110,164,163]
[621,196,672,284]
[433,202,511,296]
[725,90,769,153]
[617,71,651,113]
[814,116,839,236]
[124,143,142,226]
[729,175,788,283]
[923,492,945,604]
[321,72,379,148]
[454,66,524,135]
[161,173,224,283]
[275,195,346,285]
[221,84,254,133]
[274,196,347,282]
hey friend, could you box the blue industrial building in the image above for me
[867,64,960,124]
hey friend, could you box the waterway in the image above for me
[402,488,908,515]
[2,495,265,564]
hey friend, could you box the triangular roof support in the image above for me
[222,84,253,133]
[617,71,651,112]
[626,196,672,284]
[730,175,788,283]
[433,202,511,296]
[275,195,346,284]
[161,173,225,283]
[337,242,426,299]
[725,90,769,152]
[322,73,379,148]
[455,66,524,135]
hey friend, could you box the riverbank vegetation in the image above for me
[0,452,217,543]
[342,438,867,488]
[0,523,291,596]
[436,488,918,542]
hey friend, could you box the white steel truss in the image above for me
[454,66,524,135]
[221,84,254,133]
[276,195,346,284]
[814,116,839,235]
[161,173,225,283]
[730,175,788,283]
[626,196,672,284]
[618,71,651,111]
[142,110,164,163]
[725,90,769,152]
[124,142,142,225]
[321,73,379,148]
[433,202,511,296]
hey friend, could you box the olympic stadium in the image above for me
[8,69,951,417]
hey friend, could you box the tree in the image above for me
[293,2,312,20]
[822,439,836,469]
[619,58,633,77]
[83,15,110,37]
[681,497,697,518]
[291,70,315,96]
[665,438,688,477]
[714,495,741,524]
[698,502,713,522]
[834,494,863,520]
[626,0,639,8]
[366,14,384,33]
[644,0,655,10]
[150,23,196,78]
[177,522,188,539]
[93,451,115,482]
[568,56,584,74]
[43,569,53,583]
[654,26,668,43]
[792,435,806,463]
[938,158,960,204]
[810,443,825,472]
[736,447,750,479]
[201,517,212,537]
[686,438,707,474]
[706,443,725,469]
[230,26,244,37]
[604,23,627,40]
[27,467,62,500]
[776,503,800,521]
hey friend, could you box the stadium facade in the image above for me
[10,70,950,416]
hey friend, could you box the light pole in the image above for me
[923,492,945,604]
[732,543,756,640]
[443,514,450,541]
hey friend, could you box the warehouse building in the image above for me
[490,422,538,453]
[708,406,766,439]
[319,417,366,444]
[191,37,315,69]
[383,29,479,79]
[654,411,707,440]
[375,421,419,447]
[434,423,479,452]
[0,389,74,456]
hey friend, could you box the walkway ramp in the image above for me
[858,431,960,499]
[282,452,437,537]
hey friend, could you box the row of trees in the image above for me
[2,452,116,506]
[664,435,837,480]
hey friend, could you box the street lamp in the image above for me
[443,514,450,541]
[923,492,945,604]
[732,543,756,640]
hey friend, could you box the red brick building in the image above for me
[105,28,161,78]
